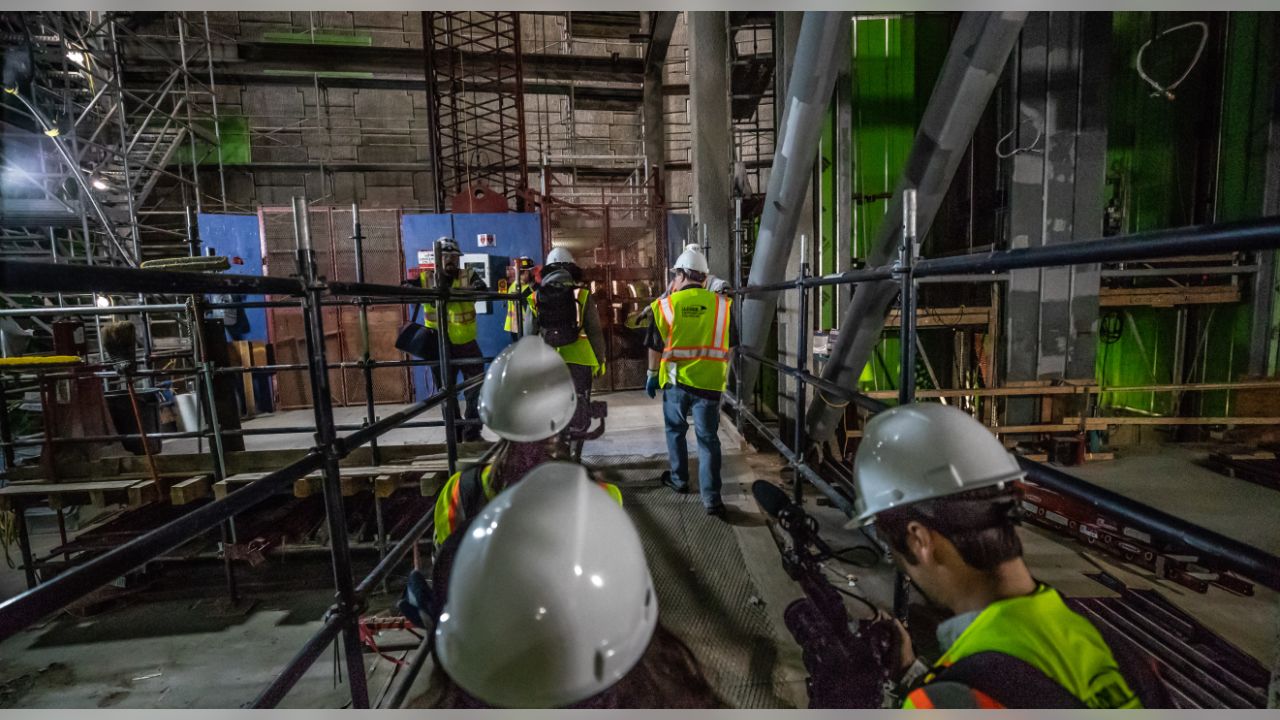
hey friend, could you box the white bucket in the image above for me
[175,393,203,433]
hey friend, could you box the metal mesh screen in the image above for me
[260,206,410,408]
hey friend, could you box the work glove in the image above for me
[645,370,659,399]
[594,360,606,378]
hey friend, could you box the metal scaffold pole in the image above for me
[293,197,370,708]
[892,188,919,623]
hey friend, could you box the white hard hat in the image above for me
[673,244,709,275]
[478,336,577,442]
[546,246,575,266]
[435,462,658,708]
[437,236,461,255]
[848,403,1024,526]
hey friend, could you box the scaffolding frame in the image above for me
[728,203,1280,633]
[0,197,521,708]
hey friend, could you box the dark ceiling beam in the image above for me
[122,69,647,111]
[232,42,645,83]
[118,39,644,83]
[643,11,679,70]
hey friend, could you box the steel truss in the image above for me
[422,11,529,211]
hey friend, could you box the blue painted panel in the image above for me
[197,213,273,413]
[198,213,267,342]
[451,212,543,354]
[400,213,543,400]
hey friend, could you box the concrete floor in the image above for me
[2,395,1277,707]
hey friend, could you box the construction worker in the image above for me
[526,246,606,437]
[645,244,734,517]
[430,462,717,709]
[851,403,1168,709]
[431,336,621,548]
[630,244,729,331]
[504,256,535,342]
[416,237,486,442]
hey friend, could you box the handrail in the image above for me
[723,214,1280,594]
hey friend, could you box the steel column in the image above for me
[898,189,918,406]
[808,12,1028,442]
[833,38,854,319]
[643,12,677,197]
[1005,13,1109,425]
[688,11,734,281]
[1253,30,1280,377]
[736,12,851,400]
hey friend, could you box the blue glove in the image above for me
[645,371,659,399]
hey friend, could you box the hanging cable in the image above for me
[1135,21,1209,101]
[995,117,1042,159]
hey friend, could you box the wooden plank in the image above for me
[1086,452,1116,462]
[1067,416,1280,426]
[1099,286,1241,307]
[213,480,232,500]
[170,475,212,505]
[886,307,991,328]
[849,423,1088,439]
[864,380,1280,400]
[0,479,142,496]
[864,385,1094,400]
[128,480,159,508]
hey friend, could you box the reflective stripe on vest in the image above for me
[531,287,598,368]
[504,282,524,332]
[421,274,478,346]
[650,288,731,392]
[434,464,494,546]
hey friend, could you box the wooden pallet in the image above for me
[215,460,460,500]
[1206,451,1280,493]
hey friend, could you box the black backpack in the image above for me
[537,282,582,348]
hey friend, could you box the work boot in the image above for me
[660,470,688,494]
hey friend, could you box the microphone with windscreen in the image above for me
[751,480,895,707]
[751,480,833,564]
[752,479,791,518]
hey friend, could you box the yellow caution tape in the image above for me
[0,355,83,369]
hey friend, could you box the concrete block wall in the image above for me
[178,12,660,212]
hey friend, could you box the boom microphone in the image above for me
[752,480,792,519]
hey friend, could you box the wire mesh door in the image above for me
[330,208,412,407]
[544,200,667,391]
[260,206,410,409]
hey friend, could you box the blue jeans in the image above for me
[662,384,723,509]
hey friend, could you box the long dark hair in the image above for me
[412,623,722,709]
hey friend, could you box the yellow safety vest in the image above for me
[530,287,599,369]
[504,282,525,333]
[902,584,1141,709]
[651,288,731,392]
[421,273,478,346]
[434,463,623,546]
